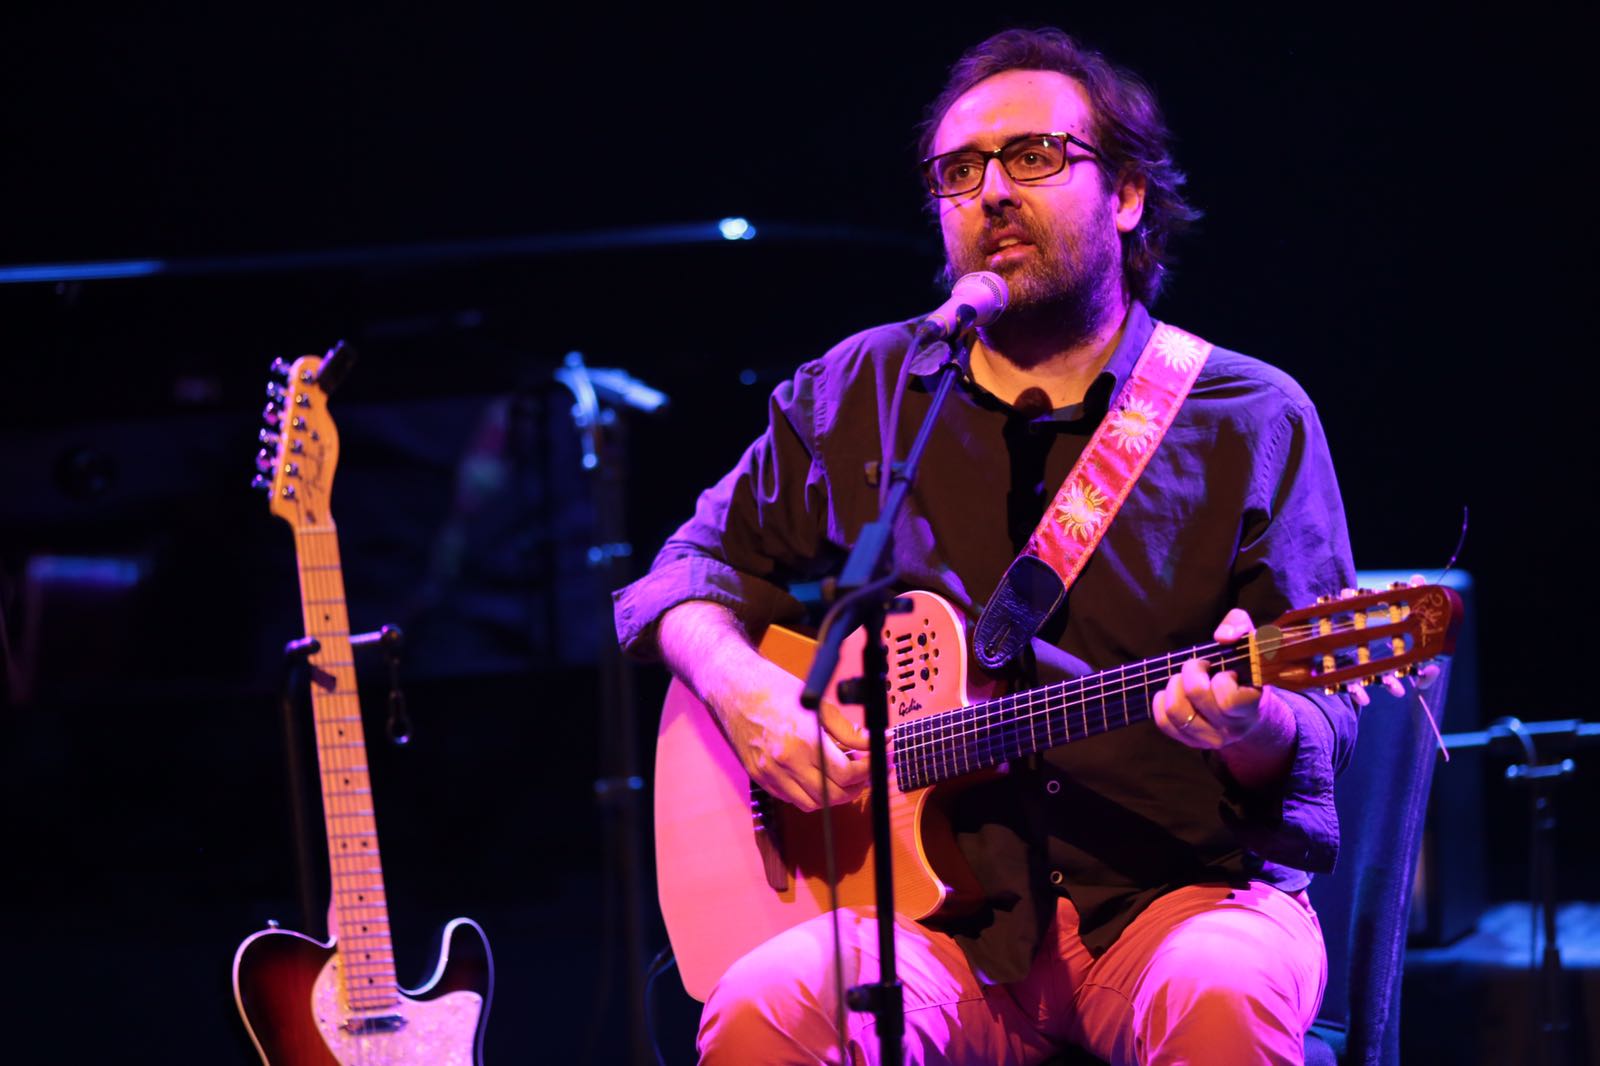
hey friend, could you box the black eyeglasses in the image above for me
[921,132,1103,198]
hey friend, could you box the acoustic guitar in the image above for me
[655,583,1460,1000]
[233,346,494,1064]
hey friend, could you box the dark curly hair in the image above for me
[918,27,1200,306]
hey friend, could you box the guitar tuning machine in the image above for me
[251,474,272,493]
[259,429,282,447]
[262,403,282,427]
[255,449,276,473]
[266,382,287,403]
[281,484,297,500]
[269,357,292,378]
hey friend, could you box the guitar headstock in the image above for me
[1254,583,1462,694]
[252,346,347,532]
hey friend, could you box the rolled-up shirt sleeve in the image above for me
[613,362,842,660]
[1214,393,1359,873]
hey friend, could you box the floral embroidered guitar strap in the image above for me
[973,321,1212,671]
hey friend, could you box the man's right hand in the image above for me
[657,600,871,812]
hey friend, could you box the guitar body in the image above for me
[233,918,493,1065]
[654,590,988,1002]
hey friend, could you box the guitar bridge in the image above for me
[342,1014,407,1035]
[751,785,791,893]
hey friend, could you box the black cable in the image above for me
[643,945,678,1066]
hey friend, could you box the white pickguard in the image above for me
[310,952,482,1065]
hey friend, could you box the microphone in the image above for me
[917,271,1009,341]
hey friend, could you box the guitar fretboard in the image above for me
[891,643,1255,793]
[295,525,399,1015]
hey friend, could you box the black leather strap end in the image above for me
[974,554,1066,671]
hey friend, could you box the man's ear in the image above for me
[1114,174,1147,235]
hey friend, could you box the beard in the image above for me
[941,198,1124,358]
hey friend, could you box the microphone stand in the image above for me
[800,331,964,1066]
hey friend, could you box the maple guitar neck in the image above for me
[294,522,403,1014]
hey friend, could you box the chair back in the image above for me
[1306,660,1452,1065]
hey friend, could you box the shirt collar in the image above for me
[918,301,1154,425]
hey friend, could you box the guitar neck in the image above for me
[893,640,1256,792]
[294,524,401,1014]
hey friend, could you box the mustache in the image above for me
[979,209,1042,244]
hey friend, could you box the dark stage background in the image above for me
[2,7,1594,1063]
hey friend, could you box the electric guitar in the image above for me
[655,583,1461,1001]
[233,345,494,1064]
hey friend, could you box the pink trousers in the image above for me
[698,882,1326,1066]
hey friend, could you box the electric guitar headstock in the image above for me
[1254,582,1462,694]
[251,341,355,533]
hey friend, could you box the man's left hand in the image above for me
[1152,608,1297,786]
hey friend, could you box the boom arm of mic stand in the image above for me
[800,342,962,707]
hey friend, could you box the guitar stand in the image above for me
[276,624,410,935]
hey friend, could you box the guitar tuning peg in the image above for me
[262,403,282,427]
[255,449,276,473]
[269,358,292,378]
[251,474,272,493]
[259,429,281,447]
[265,382,287,402]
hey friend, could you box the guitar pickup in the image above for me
[342,1014,407,1035]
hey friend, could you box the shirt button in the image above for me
[1049,870,1064,886]
[1045,779,1061,795]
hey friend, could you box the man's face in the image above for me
[931,69,1143,317]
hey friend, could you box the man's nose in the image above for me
[977,156,1019,208]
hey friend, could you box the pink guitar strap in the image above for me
[974,322,1213,670]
